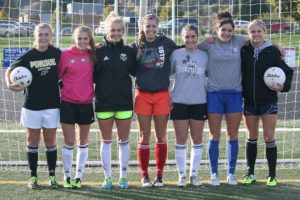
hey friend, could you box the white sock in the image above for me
[100,141,112,178]
[75,144,88,180]
[62,144,74,180]
[118,140,130,178]
[189,143,203,177]
[175,144,186,179]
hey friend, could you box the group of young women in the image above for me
[5,11,293,189]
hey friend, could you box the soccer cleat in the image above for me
[48,176,58,188]
[102,177,113,189]
[210,173,220,186]
[28,176,38,189]
[119,177,129,189]
[227,173,238,185]
[72,178,81,189]
[178,176,187,187]
[266,176,277,187]
[242,174,257,185]
[153,176,164,187]
[190,175,202,186]
[63,177,72,189]
[141,176,152,188]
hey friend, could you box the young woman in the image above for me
[241,20,293,187]
[5,23,61,189]
[58,26,96,189]
[170,25,208,187]
[94,12,136,189]
[132,14,176,187]
[199,12,248,186]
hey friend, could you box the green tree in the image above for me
[159,0,172,21]
[103,4,114,21]
[269,0,300,21]
[0,9,7,20]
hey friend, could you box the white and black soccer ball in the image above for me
[9,66,32,88]
[263,67,286,89]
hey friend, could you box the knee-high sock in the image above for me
[62,144,74,180]
[190,143,203,177]
[118,140,130,178]
[227,139,238,175]
[266,140,277,177]
[75,144,88,180]
[175,144,186,178]
[137,143,150,177]
[246,139,257,175]
[156,143,167,178]
[46,145,57,177]
[27,146,38,177]
[100,141,112,178]
[208,140,219,175]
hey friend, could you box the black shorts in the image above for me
[60,100,95,125]
[170,103,208,120]
[244,103,278,116]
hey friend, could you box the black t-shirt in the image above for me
[11,46,61,110]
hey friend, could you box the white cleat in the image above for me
[178,176,187,187]
[210,173,220,186]
[227,173,238,185]
[190,175,202,186]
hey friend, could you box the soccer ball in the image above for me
[263,67,286,89]
[9,66,32,88]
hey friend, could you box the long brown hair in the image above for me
[73,26,96,63]
[136,14,159,61]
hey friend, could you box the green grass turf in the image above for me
[0,165,299,200]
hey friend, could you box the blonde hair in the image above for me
[33,23,53,48]
[248,19,267,33]
[104,11,125,34]
[73,26,96,63]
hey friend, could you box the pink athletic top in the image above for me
[58,45,94,104]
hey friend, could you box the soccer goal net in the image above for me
[0,0,299,171]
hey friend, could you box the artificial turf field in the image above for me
[0,164,299,200]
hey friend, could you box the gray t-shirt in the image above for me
[170,48,208,104]
[199,35,248,92]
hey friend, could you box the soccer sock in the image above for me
[266,140,277,178]
[208,140,219,175]
[62,144,74,180]
[45,145,57,177]
[137,143,150,177]
[190,143,203,178]
[246,139,257,175]
[156,143,167,178]
[75,144,88,180]
[27,146,38,177]
[100,141,112,178]
[175,144,186,178]
[227,139,238,175]
[118,140,130,178]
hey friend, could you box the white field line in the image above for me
[1,128,300,133]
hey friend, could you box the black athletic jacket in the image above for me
[241,40,293,106]
[94,38,137,112]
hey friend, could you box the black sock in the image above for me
[266,140,277,178]
[246,139,257,175]
[27,146,38,177]
[46,146,57,177]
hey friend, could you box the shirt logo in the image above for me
[120,53,127,61]
[104,56,109,61]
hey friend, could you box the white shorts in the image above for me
[21,108,60,129]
